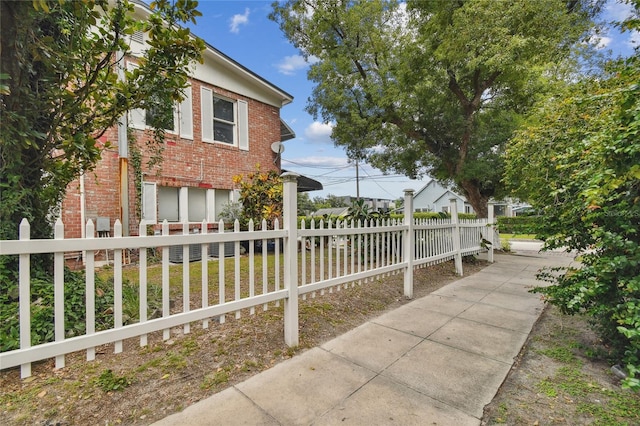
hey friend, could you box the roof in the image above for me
[130,0,293,106]
[312,207,349,217]
[280,120,296,142]
[281,170,323,193]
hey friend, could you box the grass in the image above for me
[486,307,640,425]
[499,233,538,240]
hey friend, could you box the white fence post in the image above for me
[54,218,65,370]
[487,203,495,263]
[450,199,463,276]
[282,172,299,346]
[138,221,148,346]
[161,220,170,340]
[403,189,415,298]
[85,219,96,361]
[113,220,123,353]
[19,219,31,378]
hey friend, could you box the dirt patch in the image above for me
[482,304,640,425]
[1,258,486,426]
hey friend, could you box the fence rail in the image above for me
[0,174,495,378]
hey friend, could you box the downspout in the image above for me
[117,50,130,236]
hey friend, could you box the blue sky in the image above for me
[187,0,638,201]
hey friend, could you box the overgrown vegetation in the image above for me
[0,0,204,263]
[484,306,640,425]
[0,267,162,353]
[505,3,640,389]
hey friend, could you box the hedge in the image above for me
[496,216,540,234]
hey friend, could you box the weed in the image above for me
[200,371,229,390]
[241,360,262,372]
[181,337,199,356]
[536,346,581,365]
[536,378,558,398]
[162,352,187,372]
[494,402,509,424]
[95,369,131,392]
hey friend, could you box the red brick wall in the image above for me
[61,78,283,238]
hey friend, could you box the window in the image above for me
[188,188,207,222]
[127,62,193,139]
[142,184,233,224]
[201,87,248,150]
[158,186,179,222]
[214,190,231,221]
[213,97,234,143]
[146,98,175,131]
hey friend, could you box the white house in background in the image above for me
[413,180,475,214]
[413,179,530,216]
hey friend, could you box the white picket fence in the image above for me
[0,173,495,378]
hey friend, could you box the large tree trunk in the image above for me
[459,179,490,218]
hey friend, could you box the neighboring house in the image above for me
[339,196,394,213]
[413,179,528,216]
[413,180,474,215]
[61,1,296,239]
[312,207,350,218]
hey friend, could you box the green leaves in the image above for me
[0,0,204,250]
[513,39,640,389]
[271,0,598,216]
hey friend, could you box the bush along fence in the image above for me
[0,173,496,378]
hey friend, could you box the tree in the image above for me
[312,194,350,209]
[297,192,315,216]
[0,0,204,249]
[504,6,640,388]
[270,0,600,217]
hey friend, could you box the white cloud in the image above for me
[284,156,349,168]
[304,121,333,144]
[275,54,319,75]
[230,8,250,34]
[603,1,634,23]
[627,30,640,48]
[590,33,613,49]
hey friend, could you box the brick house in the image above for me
[61,1,296,239]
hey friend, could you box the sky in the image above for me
[186,0,638,201]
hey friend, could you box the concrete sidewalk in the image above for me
[153,252,574,426]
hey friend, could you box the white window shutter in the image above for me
[238,100,249,151]
[201,87,214,142]
[179,85,193,139]
[142,182,157,224]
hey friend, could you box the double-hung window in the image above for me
[127,62,194,139]
[201,87,248,150]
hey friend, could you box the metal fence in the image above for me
[0,173,495,378]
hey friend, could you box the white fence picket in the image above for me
[0,182,493,378]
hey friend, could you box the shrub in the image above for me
[0,268,127,352]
